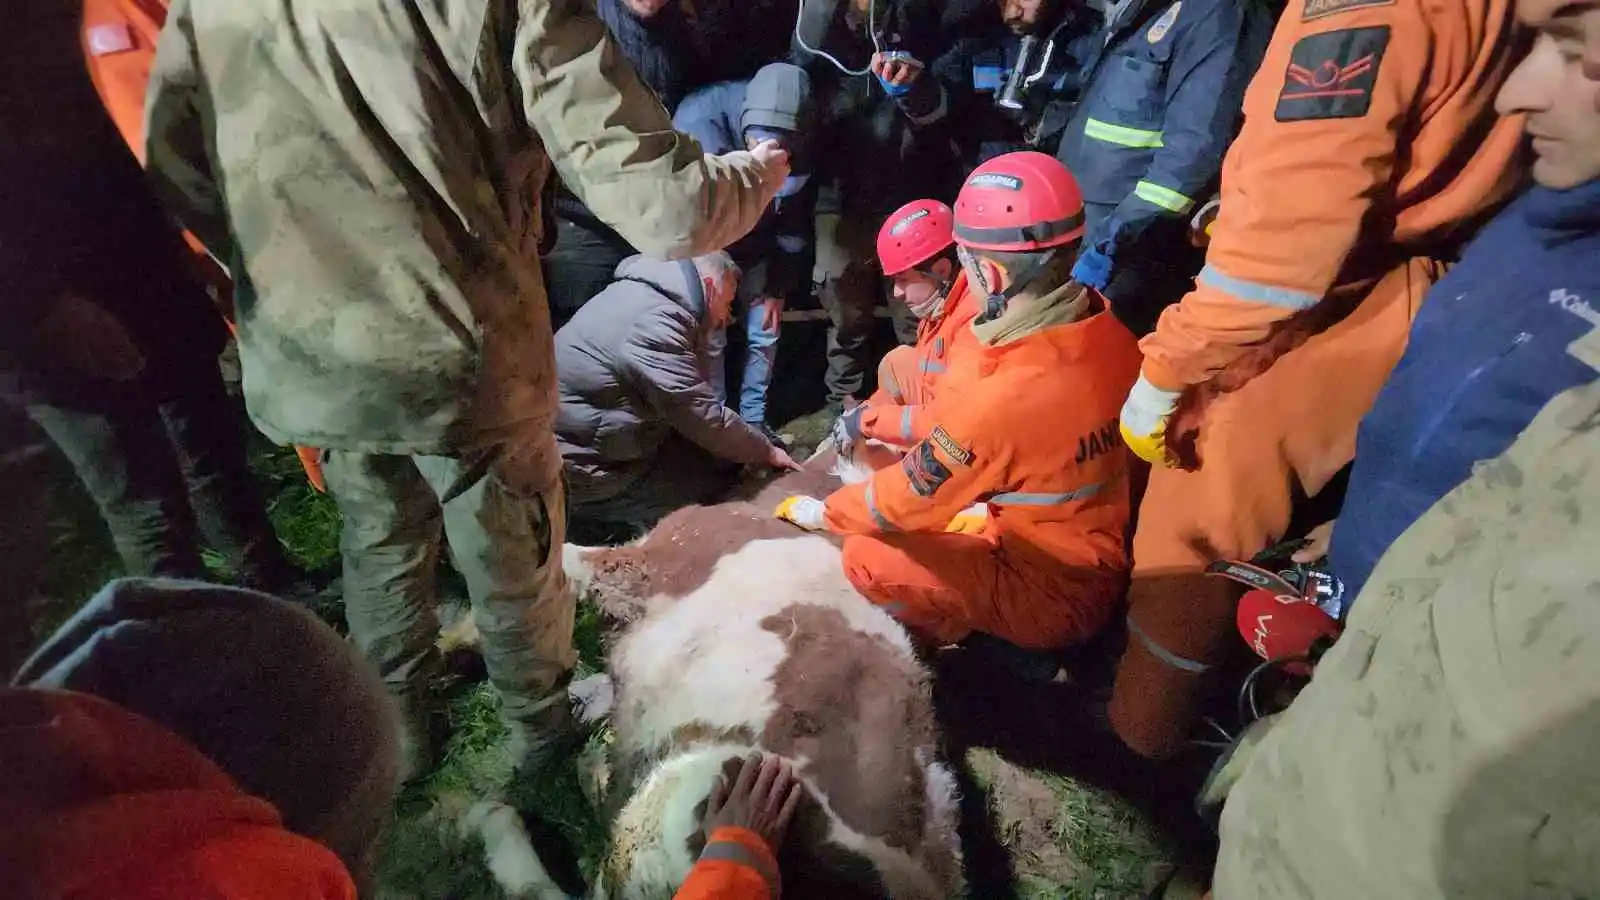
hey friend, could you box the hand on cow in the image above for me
[767,444,802,472]
[704,754,805,852]
[774,495,826,531]
[828,404,867,455]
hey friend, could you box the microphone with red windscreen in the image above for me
[1234,588,1342,675]
[1206,559,1344,674]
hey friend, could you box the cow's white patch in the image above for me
[463,801,572,900]
[604,743,750,899]
[612,537,915,751]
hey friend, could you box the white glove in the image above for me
[774,495,826,531]
[1120,373,1184,466]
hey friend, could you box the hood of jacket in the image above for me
[612,255,710,324]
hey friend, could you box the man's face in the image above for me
[1497,0,1600,188]
[623,0,671,18]
[704,269,739,330]
[999,0,1060,33]
[891,259,953,318]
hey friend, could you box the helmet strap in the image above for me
[970,247,1058,325]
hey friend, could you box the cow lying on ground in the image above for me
[466,450,966,899]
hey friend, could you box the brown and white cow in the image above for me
[583,455,964,899]
[467,452,966,899]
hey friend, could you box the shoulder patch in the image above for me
[1301,0,1394,22]
[929,427,975,467]
[1147,3,1181,43]
[1275,26,1390,123]
[902,443,953,498]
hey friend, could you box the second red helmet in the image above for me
[877,199,956,277]
[953,151,1086,253]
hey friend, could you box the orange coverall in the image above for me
[674,826,781,899]
[1112,0,1527,758]
[854,272,980,446]
[80,0,328,492]
[825,294,1143,649]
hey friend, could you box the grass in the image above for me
[29,432,1176,899]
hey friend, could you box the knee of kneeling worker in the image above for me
[876,346,915,403]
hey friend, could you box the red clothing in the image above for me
[675,826,780,899]
[826,292,1142,648]
[0,688,354,900]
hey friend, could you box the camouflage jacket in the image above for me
[1211,377,1600,899]
[144,0,775,478]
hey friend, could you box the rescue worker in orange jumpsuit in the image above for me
[1111,0,1529,759]
[778,152,1143,651]
[830,198,975,456]
[79,0,327,491]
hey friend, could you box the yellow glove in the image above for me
[1119,373,1184,467]
[944,503,989,535]
[774,495,826,531]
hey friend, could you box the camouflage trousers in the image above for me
[321,448,576,726]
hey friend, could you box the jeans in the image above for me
[23,364,289,587]
[707,291,781,426]
[320,447,576,727]
[16,577,402,892]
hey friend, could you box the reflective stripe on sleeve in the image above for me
[988,483,1103,506]
[1128,616,1211,674]
[699,838,780,896]
[1197,264,1321,311]
[1083,118,1164,148]
[1134,181,1195,215]
[866,483,896,531]
[899,408,914,441]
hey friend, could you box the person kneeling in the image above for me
[831,198,976,463]
[557,253,799,534]
[776,153,1141,653]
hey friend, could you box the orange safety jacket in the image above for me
[825,295,1142,580]
[856,271,981,447]
[1,688,355,900]
[1138,0,1526,392]
[674,826,781,900]
[80,0,329,492]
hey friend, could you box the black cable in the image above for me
[1236,654,1309,727]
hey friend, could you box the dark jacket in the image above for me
[1330,181,1600,603]
[790,0,964,219]
[0,0,226,408]
[927,6,1103,163]
[672,64,820,303]
[556,256,772,503]
[596,0,797,113]
[1056,0,1272,247]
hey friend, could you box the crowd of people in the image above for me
[3,0,1599,896]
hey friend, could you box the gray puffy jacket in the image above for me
[556,256,771,503]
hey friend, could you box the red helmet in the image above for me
[877,199,955,276]
[953,151,1085,253]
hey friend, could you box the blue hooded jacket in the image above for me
[1330,180,1600,602]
